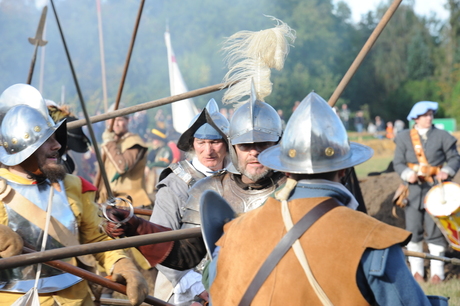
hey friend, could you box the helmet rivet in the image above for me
[325,147,334,157]
[34,126,41,132]
[288,149,296,158]
[47,122,52,127]
[11,138,17,145]
[3,142,8,148]
[24,133,29,139]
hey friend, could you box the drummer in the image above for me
[393,101,460,283]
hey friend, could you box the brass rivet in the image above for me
[3,142,8,148]
[47,122,52,127]
[325,147,334,156]
[288,149,296,158]
[11,138,17,145]
[34,126,41,132]
[24,133,29,139]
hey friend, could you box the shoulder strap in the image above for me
[410,128,429,165]
[239,198,339,306]
[409,129,440,182]
[3,185,95,267]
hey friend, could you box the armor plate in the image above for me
[0,179,82,293]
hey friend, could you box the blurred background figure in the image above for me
[339,103,350,130]
[354,110,364,133]
[386,121,394,140]
[375,115,386,138]
[394,119,405,135]
[277,108,286,130]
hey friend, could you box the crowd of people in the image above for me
[337,103,407,140]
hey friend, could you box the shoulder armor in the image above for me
[169,160,206,188]
[181,174,226,226]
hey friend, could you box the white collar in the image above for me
[191,157,214,177]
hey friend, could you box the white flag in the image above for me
[165,29,198,134]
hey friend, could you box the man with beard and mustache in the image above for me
[0,84,171,306]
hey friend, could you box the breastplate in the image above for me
[0,179,82,293]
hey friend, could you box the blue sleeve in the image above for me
[358,245,432,306]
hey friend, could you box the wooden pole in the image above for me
[22,247,173,306]
[68,82,228,130]
[0,227,201,270]
[328,0,403,107]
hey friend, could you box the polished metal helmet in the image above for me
[0,104,66,166]
[228,85,282,145]
[177,98,229,152]
[0,83,53,127]
[258,92,373,174]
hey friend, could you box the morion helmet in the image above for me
[0,84,66,166]
[259,92,373,174]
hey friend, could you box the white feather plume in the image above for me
[221,16,296,108]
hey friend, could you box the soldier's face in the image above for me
[33,134,66,182]
[415,110,434,129]
[235,142,276,184]
[193,138,227,171]
[111,117,129,136]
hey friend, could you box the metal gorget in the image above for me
[0,178,82,293]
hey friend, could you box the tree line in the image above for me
[1,0,459,131]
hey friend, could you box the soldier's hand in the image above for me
[104,208,140,238]
[407,172,417,184]
[102,129,116,144]
[436,171,449,182]
[0,225,23,258]
[112,258,148,306]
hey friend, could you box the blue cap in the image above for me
[194,123,222,140]
[407,101,438,121]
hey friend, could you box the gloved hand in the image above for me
[104,208,142,238]
[0,225,23,258]
[102,129,116,144]
[104,208,174,267]
[112,258,148,306]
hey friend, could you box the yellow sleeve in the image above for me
[65,175,126,273]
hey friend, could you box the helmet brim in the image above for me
[0,119,66,166]
[258,142,373,174]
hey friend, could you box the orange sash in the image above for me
[409,129,440,183]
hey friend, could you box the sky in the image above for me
[334,0,449,23]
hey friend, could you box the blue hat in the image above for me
[194,123,222,140]
[407,101,438,121]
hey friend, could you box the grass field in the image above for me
[419,279,460,305]
[354,155,393,179]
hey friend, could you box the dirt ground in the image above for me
[358,141,460,280]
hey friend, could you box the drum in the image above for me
[424,181,460,251]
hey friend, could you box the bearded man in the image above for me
[0,84,164,306]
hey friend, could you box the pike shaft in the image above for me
[68,82,228,129]
[404,249,460,265]
[22,247,173,306]
[50,0,113,198]
[328,0,403,107]
[0,227,202,270]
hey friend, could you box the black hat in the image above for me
[66,116,91,153]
